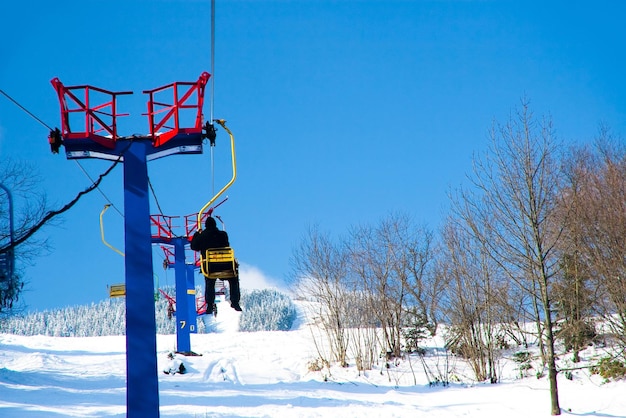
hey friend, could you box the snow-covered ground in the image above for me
[0,299,625,417]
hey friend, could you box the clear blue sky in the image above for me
[1,1,625,312]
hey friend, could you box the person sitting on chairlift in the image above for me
[190,216,242,312]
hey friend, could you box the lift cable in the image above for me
[209,0,217,197]
[0,88,123,216]
[75,163,123,216]
[0,89,52,131]
[2,87,179,278]
[210,0,215,125]
[147,177,176,238]
[5,145,128,250]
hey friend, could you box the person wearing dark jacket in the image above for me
[190,216,242,313]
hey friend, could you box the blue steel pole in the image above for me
[174,237,191,353]
[186,263,198,334]
[123,139,160,417]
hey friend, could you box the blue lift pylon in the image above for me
[50,73,210,417]
[151,215,202,355]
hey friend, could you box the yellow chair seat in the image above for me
[201,247,237,279]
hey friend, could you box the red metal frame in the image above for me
[154,211,225,268]
[196,295,208,315]
[50,78,132,149]
[184,213,205,238]
[185,212,209,267]
[154,214,201,266]
[184,204,227,238]
[143,72,210,147]
[150,214,178,240]
[50,72,209,150]
[159,243,202,269]
[159,245,176,267]
[159,288,209,316]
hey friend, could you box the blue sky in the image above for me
[1,1,625,312]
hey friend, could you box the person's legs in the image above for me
[228,276,241,311]
[205,277,216,315]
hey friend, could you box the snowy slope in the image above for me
[0,300,625,417]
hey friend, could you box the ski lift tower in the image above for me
[151,214,201,354]
[49,72,210,417]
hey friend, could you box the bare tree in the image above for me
[0,156,121,315]
[397,218,439,335]
[452,102,565,415]
[344,289,379,373]
[0,160,50,250]
[0,160,50,313]
[347,213,435,359]
[548,145,599,360]
[588,137,626,346]
[348,221,404,358]
[290,225,351,366]
[564,132,626,348]
[553,254,595,362]
[438,215,510,383]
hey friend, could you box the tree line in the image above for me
[0,288,297,336]
[289,102,626,416]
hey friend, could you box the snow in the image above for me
[1,300,625,417]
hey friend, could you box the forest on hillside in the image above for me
[0,288,296,336]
